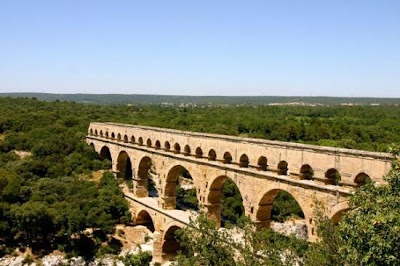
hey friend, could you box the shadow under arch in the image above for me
[116,151,132,180]
[329,201,350,225]
[255,188,308,239]
[136,156,158,198]
[99,146,112,162]
[163,165,198,211]
[206,175,244,227]
[162,225,182,260]
[135,210,155,232]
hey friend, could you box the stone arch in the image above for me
[325,168,341,185]
[94,129,98,135]
[123,134,128,143]
[183,145,191,156]
[223,152,232,164]
[255,187,309,238]
[164,141,171,151]
[135,156,154,197]
[116,151,132,180]
[135,209,155,232]
[161,225,182,259]
[130,135,135,143]
[208,149,217,161]
[195,147,203,158]
[239,154,249,168]
[174,143,181,154]
[111,132,116,139]
[100,130,104,137]
[277,160,288,175]
[354,172,371,187]
[90,128,93,135]
[206,175,245,227]
[300,164,313,180]
[138,137,144,145]
[155,140,161,149]
[147,138,152,147]
[117,133,122,141]
[105,131,109,138]
[99,146,112,161]
[162,164,198,210]
[329,201,349,225]
[258,156,268,171]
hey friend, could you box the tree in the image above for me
[338,146,400,265]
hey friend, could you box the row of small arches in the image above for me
[90,129,371,186]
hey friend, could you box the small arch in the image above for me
[100,130,103,137]
[354,173,371,187]
[277,161,288,175]
[325,168,341,185]
[111,132,115,139]
[146,138,152,147]
[123,135,128,143]
[164,141,171,151]
[300,164,313,180]
[162,226,182,258]
[135,210,155,232]
[155,140,161,149]
[195,147,203,158]
[90,128,93,135]
[223,152,232,164]
[117,133,122,141]
[239,154,249,168]
[130,136,135,143]
[183,145,191,156]
[138,137,143,145]
[105,131,109,138]
[208,149,216,161]
[257,156,268,171]
[174,143,181,154]
[94,129,98,135]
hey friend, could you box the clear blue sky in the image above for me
[0,0,399,97]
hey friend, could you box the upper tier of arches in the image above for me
[87,124,388,187]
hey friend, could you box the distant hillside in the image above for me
[0,92,399,106]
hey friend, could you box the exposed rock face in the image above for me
[271,220,308,239]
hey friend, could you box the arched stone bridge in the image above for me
[86,122,392,262]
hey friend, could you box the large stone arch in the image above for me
[133,155,155,197]
[116,151,133,180]
[254,184,312,239]
[160,162,201,210]
[160,223,183,260]
[204,174,246,227]
[99,145,113,162]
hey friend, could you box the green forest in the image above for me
[0,97,399,265]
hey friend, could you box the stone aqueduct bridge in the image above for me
[87,122,391,261]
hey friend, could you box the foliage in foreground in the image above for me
[305,146,400,266]
[120,250,152,266]
[175,215,308,266]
